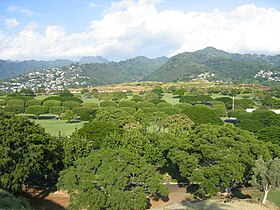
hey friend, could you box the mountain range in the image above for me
[1,48,279,90]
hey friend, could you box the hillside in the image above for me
[146,47,280,84]
[0,56,109,80]
[1,56,168,91]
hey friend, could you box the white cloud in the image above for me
[7,5,35,16]
[1,1,280,60]
[5,19,19,28]
[87,2,99,9]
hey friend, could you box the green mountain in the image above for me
[0,59,74,80]
[146,47,280,84]
[1,56,168,90]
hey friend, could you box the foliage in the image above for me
[94,108,134,126]
[169,124,275,197]
[0,99,6,106]
[136,101,155,109]
[144,92,160,101]
[82,102,98,109]
[131,95,143,102]
[0,111,63,192]
[43,100,61,108]
[49,106,69,118]
[256,126,280,146]
[163,114,194,133]
[139,107,159,114]
[6,99,25,107]
[157,102,173,108]
[99,100,117,108]
[118,100,136,108]
[57,148,168,210]
[251,157,280,204]
[25,99,42,107]
[61,110,77,123]
[4,105,25,114]
[181,105,223,125]
[119,107,136,115]
[0,189,34,210]
[57,89,74,97]
[72,107,92,121]
[43,96,83,103]
[62,101,81,110]
[25,106,48,118]
[160,107,181,115]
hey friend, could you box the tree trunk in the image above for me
[262,184,270,204]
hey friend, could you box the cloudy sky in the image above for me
[1,0,280,61]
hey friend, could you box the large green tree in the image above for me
[0,111,63,192]
[57,148,168,210]
[169,124,278,197]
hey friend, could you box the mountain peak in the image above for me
[195,47,228,56]
[79,56,109,64]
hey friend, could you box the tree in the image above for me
[61,110,77,123]
[62,101,81,110]
[0,111,63,192]
[49,106,69,119]
[0,99,6,106]
[144,92,159,101]
[251,157,280,204]
[118,100,136,108]
[25,99,42,107]
[72,107,92,121]
[25,106,48,119]
[82,102,98,109]
[4,105,25,114]
[163,114,194,133]
[94,108,134,126]
[99,100,117,108]
[6,99,25,106]
[169,124,275,197]
[57,148,168,210]
[43,100,61,108]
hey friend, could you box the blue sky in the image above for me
[1,0,280,61]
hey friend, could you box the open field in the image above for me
[32,119,86,136]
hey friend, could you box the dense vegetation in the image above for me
[0,82,279,209]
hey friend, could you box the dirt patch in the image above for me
[22,187,69,210]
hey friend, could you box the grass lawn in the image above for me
[242,188,280,207]
[32,119,86,136]
[162,93,180,105]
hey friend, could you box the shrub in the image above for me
[139,107,159,114]
[157,102,173,109]
[43,100,61,108]
[161,107,181,115]
[174,103,192,111]
[131,95,143,102]
[136,101,155,109]
[62,101,81,109]
[118,100,136,108]
[99,100,117,108]
[6,99,25,106]
[25,106,48,118]
[4,105,25,114]
[82,102,98,109]
[0,99,6,106]
[72,107,92,121]
[119,107,137,115]
[25,99,42,107]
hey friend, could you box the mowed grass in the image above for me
[162,93,180,105]
[32,119,86,136]
[243,188,280,207]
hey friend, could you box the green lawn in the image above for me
[32,119,86,136]
[243,188,280,207]
[162,93,180,105]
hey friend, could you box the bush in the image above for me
[227,109,247,118]
[174,103,192,111]
[119,107,137,115]
[118,100,136,108]
[136,101,155,109]
[6,99,25,106]
[4,105,25,114]
[62,101,81,109]
[72,107,92,121]
[0,99,6,106]
[139,107,159,114]
[99,100,117,108]
[43,100,61,108]
[131,95,143,102]
[157,102,173,109]
[144,92,159,101]
[25,99,42,107]
[161,107,181,115]
[82,102,98,109]
[179,96,196,104]
[182,105,223,125]
[25,106,48,118]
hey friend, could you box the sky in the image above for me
[1,0,280,61]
